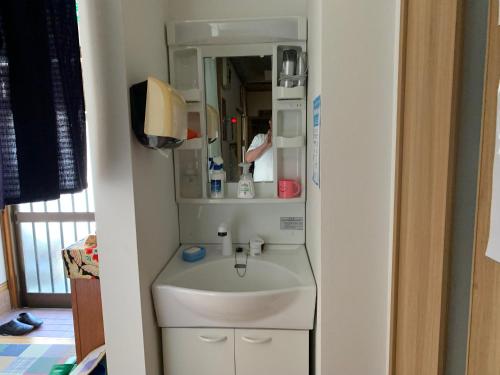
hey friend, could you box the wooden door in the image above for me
[391,0,464,374]
[467,1,500,373]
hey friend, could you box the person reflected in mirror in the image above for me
[245,120,273,182]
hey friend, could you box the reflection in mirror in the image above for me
[204,56,273,183]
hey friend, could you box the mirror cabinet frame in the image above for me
[170,40,307,203]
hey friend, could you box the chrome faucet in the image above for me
[217,223,233,256]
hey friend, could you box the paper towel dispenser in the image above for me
[130,77,187,149]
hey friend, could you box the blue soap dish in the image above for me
[182,246,206,262]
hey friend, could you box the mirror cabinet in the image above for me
[168,19,307,203]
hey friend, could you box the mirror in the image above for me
[204,56,273,183]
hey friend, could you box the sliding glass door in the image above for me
[14,183,95,307]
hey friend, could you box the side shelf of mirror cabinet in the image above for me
[272,42,307,200]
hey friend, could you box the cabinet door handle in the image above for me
[199,335,228,343]
[241,336,272,344]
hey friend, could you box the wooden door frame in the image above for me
[390,0,465,374]
[466,0,500,373]
[1,207,19,309]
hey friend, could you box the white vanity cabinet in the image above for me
[162,328,309,375]
[163,328,235,375]
[235,329,309,375]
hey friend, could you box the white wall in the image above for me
[79,0,399,373]
[306,0,322,374]
[167,1,399,373]
[307,0,400,374]
[122,0,180,373]
[79,1,179,374]
[78,2,144,373]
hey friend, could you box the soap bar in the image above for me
[182,246,206,262]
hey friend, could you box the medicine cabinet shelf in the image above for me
[177,197,306,205]
[170,47,202,103]
[275,44,306,101]
[275,136,305,148]
[179,179,305,202]
[277,148,303,183]
[179,88,202,103]
[276,86,306,100]
[178,138,203,150]
[273,76,306,199]
[176,149,204,199]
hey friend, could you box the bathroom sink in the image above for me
[152,244,316,329]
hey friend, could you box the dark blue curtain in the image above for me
[0,0,86,207]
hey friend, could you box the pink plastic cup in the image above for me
[278,179,301,199]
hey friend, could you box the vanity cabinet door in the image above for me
[235,329,308,375]
[162,328,235,375]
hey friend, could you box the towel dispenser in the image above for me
[130,77,187,149]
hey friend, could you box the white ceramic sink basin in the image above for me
[152,244,316,329]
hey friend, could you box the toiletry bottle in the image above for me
[237,162,255,199]
[210,158,226,199]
